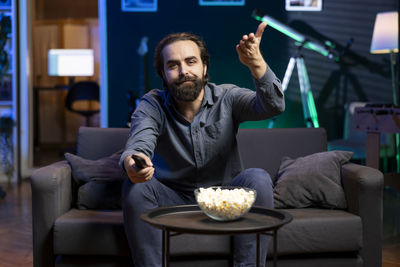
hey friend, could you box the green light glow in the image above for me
[307,91,319,128]
[325,41,336,49]
[254,15,303,43]
[255,13,339,62]
[303,42,329,56]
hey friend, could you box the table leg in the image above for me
[166,230,170,267]
[366,131,380,169]
[273,230,277,267]
[162,230,166,267]
[256,233,260,267]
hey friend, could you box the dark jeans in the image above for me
[122,168,274,267]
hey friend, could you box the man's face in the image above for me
[162,40,207,102]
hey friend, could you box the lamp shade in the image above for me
[370,11,398,54]
[48,49,94,77]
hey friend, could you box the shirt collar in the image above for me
[202,84,214,107]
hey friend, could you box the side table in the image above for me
[141,204,292,267]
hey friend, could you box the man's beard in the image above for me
[166,75,204,102]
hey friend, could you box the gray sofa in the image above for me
[31,127,383,267]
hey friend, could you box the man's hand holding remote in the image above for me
[123,153,154,183]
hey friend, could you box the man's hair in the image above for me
[154,32,210,84]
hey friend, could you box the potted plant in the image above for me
[0,116,14,183]
[0,13,11,100]
[0,13,10,74]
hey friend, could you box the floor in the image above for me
[0,180,399,266]
[0,181,33,267]
[0,146,399,266]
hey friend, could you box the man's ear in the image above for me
[203,65,207,77]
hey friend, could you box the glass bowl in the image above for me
[194,186,257,221]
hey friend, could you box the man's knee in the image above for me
[122,178,158,207]
[239,168,274,207]
[241,168,273,188]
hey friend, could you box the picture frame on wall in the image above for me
[199,0,245,6]
[285,0,322,11]
[121,0,158,12]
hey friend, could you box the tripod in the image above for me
[268,50,319,129]
[283,53,319,128]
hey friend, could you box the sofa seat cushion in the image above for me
[271,208,362,256]
[54,209,129,256]
[54,208,362,257]
[54,209,231,257]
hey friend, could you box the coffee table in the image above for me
[141,205,292,267]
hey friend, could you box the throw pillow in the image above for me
[273,151,353,209]
[64,150,127,185]
[64,150,128,210]
[77,180,123,210]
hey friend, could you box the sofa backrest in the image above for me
[237,128,327,179]
[77,127,327,179]
[77,127,130,160]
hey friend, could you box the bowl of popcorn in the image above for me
[194,186,257,221]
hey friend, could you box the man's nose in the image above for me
[179,64,189,75]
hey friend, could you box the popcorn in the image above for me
[195,187,256,221]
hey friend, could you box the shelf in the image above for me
[0,100,12,106]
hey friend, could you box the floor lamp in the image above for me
[370,11,399,172]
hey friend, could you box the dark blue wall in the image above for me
[106,0,288,127]
[106,0,398,140]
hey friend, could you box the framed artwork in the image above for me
[121,0,158,12]
[199,0,245,6]
[285,0,322,11]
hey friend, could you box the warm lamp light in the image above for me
[370,11,398,54]
[370,11,400,172]
[48,49,94,86]
[370,11,398,105]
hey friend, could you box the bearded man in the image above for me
[120,22,284,267]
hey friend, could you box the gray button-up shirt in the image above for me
[120,68,284,193]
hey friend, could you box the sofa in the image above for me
[31,127,383,267]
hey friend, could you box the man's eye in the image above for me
[188,60,196,65]
[167,64,177,69]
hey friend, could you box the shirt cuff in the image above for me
[253,67,284,97]
[119,150,138,172]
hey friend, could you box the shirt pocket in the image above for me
[203,119,234,160]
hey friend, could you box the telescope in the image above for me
[252,9,338,61]
[252,9,325,128]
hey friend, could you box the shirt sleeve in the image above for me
[231,66,285,123]
[119,96,163,169]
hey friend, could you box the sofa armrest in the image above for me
[341,162,383,267]
[31,160,73,267]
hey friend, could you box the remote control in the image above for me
[131,154,147,169]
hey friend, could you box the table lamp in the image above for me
[370,11,398,104]
[48,49,94,87]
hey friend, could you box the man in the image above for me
[120,22,284,267]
